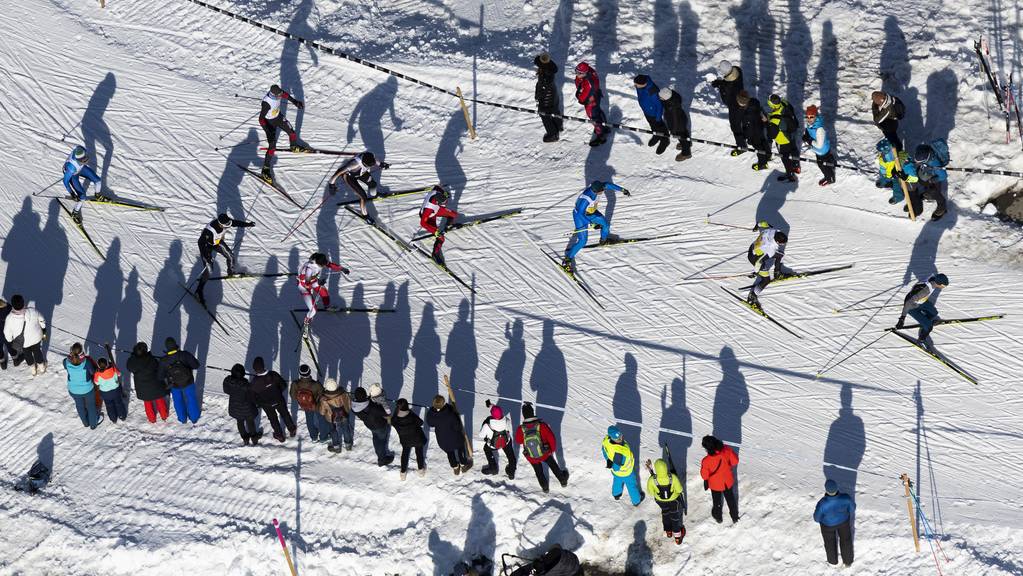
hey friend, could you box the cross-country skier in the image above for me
[875,138,917,206]
[419,185,459,265]
[297,252,350,333]
[259,84,309,182]
[746,221,791,309]
[562,180,629,273]
[710,60,746,154]
[896,273,949,351]
[196,213,255,304]
[574,62,607,147]
[62,145,103,224]
[802,105,836,186]
[646,457,686,544]
[327,151,390,220]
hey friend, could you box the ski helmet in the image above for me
[607,425,623,441]
[360,152,376,166]
[72,146,87,161]
[217,213,231,226]
[590,180,606,193]
[914,144,932,163]
[717,60,732,77]
[434,185,449,203]
[931,273,949,287]
[269,84,283,96]
[658,87,672,101]
[311,252,328,266]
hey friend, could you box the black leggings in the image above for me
[400,445,425,472]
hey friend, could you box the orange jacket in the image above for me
[700,445,739,491]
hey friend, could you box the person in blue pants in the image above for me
[602,425,644,505]
[64,343,100,429]
[62,145,103,223]
[896,273,949,351]
[562,180,629,272]
[158,337,202,424]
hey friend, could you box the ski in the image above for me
[179,281,228,334]
[341,204,412,251]
[37,195,165,211]
[410,209,524,242]
[290,307,396,314]
[720,286,802,339]
[236,163,302,209]
[588,232,683,249]
[410,243,478,294]
[662,443,687,515]
[890,330,978,385]
[336,185,433,206]
[975,38,1004,108]
[531,239,604,309]
[737,264,854,290]
[1010,72,1023,148]
[208,272,298,281]
[884,314,1005,332]
[259,146,356,156]
[56,199,105,259]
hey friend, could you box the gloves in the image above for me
[258,117,266,126]
[622,188,631,197]
[605,459,613,469]
[703,480,710,491]
[294,100,305,109]
[895,316,905,329]
[379,162,391,169]
[592,223,602,231]
[328,182,338,194]
[242,221,256,228]
[711,79,722,88]
[433,229,442,238]
[894,169,907,180]
[801,133,813,145]
[340,266,351,275]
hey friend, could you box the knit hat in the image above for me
[396,398,410,412]
[574,61,590,74]
[658,87,672,101]
[164,336,178,352]
[607,425,622,441]
[521,402,535,419]
[133,342,148,356]
[590,180,606,193]
[353,387,368,402]
[10,294,24,311]
[805,104,819,117]
[299,364,312,377]
[432,395,446,410]
[717,60,732,77]
[931,273,949,287]
[701,435,721,454]
[914,144,933,163]
[876,138,892,152]
[633,74,649,87]
[736,90,751,107]
[368,383,383,397]
[490,405,503,419]
[537,52,551,64]
[824,479,839,495]
[323,377,339,392]
[252,356,266,373]
[231,363,246,378]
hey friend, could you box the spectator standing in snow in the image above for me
[249,356,295,442]
[646,457,686,544]
[94,357,127,424]
[710,60,746,154]
[911,142,949,221]
[3,294,48,376]
[574,62,607,147]
[875,138,917,206]
[633,75,670,155]
[319,377,353,453]
[602,425,644,505]
[391,398,427,480]
[765,93,801,182]
[659,86,692,161]
[700,435,740,523]
[515,402,568,492]
[480,401,516,479]
[426,395,472,476]
[223,363,260,445]
[158,337,201,424]
[65,343,99,429]
[126,342,168,423]
[871,91,905,152]
[802,105,836,186]
[290,364,328,442]
[813,479,856,567]
[737,91,771,171]
[0,298,12,370]
[534,52,563,142]
[352,386,395,466]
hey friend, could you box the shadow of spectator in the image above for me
[823,383,865,497]
[116,267,141,397]
[782,0,811,114]
[816,21,839,152]
[624,520,653,575]
[338,283,372,389]
[880,16,922,144]
[86,238,123,358]
[495,318,526,431]
[378,281,412,399]
[445,299,478,437]
[152,240,185,349]
[613,352,643,468]
[659,370,692,479]
[280,0,318,135]
[731,0,776,99]
[529,320,568,467]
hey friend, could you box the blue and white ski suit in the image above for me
[565,182,623,260]
[62,150,101,200]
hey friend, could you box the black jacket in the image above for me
[534,59,560,110]
[352,398,390,431]
[223,374,258,419]
[126,351,165,401]
[250,370,287,408]
[425,405,465,452]
[158,349,200,389]
[713,67,744,108]
[0,305,10,346]
[391,410,427,448]
[661,91,689,136]
[740,98,768,143]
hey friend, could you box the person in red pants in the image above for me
[126,342,168,423]
[419,185,459,265]
[574,62,607,147]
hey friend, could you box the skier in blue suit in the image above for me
[562,180,628,272]
[62,145,102,223]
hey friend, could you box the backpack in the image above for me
[521,421,549,459]
[296,387,317,412]
[929,138,950,167]
[8,319,25,355]
[166,358,191,385]
[892,97,906,120]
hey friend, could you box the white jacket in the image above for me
[3,307,47,348]
[479,415,512,447]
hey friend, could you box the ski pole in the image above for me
[59,119,82,142]
[272,519,298,576]
[815,331,890,379]
[168,274,202,315]
[282,193,333,242]
[233,93,263,101]
[30,178,64,197]
[218,109,260,141]
[832,303,900,314]
[705,219,752,231]
[213,138,259,152]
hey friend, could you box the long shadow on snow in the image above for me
[445,299,478,439]
[755,175,794,233]
[652,0,700,109]
[824,384,865,498]
[659,361,692,479]
[337,283,372,390]
[436,109,467,210]
[625,520,653,575]
[115,267,142,400]
[914,380,944,534]
[377,281,412,399]
[217,129,260,259]
[816,21,840,154]
[546,0,572,116]
[184,259,221,403]
[278,248,303,378]
[85,238,123,358]
[280,0,318,136]
[246,256,282,369]
[781,0,811,114]
[613,352,643,483]
[152,240,186,350]
[412,302,441,449]
[344,76,402,223]
[82,73,116,196]
[528,319,568,467]
[731,0,776,100]
[431,493,498,573]
[880,16,922,146]
[494,318,526,432]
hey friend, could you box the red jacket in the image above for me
[515,417,557,464]
[700,445,739,491]
[574,63,600,104]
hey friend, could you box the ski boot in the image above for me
[94,192,113,203]
[432,250,445,266]
[290,143,312,153]
[302,320,311,338]
[599,233,621,246]
[730,148,745,157]
[560,257,575,275]
[675,527,686,545]
[260,166,274,185]
[746,291,762,310]
[751,162,768,171]
[818,177,831,187]
[71,209,83,225]
[367,180,379,198]
[588,132,607,147]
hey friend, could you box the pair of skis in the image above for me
[52,193,166,260]
[409,209,524,242]
[885,315,1005,385]
[975,37,1023,149]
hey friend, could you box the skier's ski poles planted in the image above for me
[218,109,260,141]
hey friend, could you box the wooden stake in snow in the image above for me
[456,87,477,140]
[272,518,298,576]
[900,474,921,552]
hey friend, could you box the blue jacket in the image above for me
[804,116,831,156]
[65,357,96,395]
[63,159,100,197]
[917,157,948,183]
[813,493,855,527]
[572,183,623,229]
[635,81,663,120]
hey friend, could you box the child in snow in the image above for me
[319,377,353,453]
[479,401,516,479]
[94,357,127,423]
[391,398,427,480]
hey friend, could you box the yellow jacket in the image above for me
[646,458,683,502]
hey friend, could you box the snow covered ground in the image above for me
[1,0,1022,574]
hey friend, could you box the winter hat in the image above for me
[590,180,606,193]
[133,342,148,356]
[574,61,590,74]
[432,395,446,410]
[633,74,650,87]
[824,479,839,495]
[914,144,933,163]
[164,336,178,352]
[607,425,623,441]
[96,356,110,370]
[324,377,339,392]
[231,363,246,378]
[805,104,819,117]
[717,60,733,77]
[311,252,328,266]
[252,356,266,374]
[931,273,949,287]
[658,87,672,101]
[521,401,535,419]
[10,294,24,311]
[368,383,383,397]
[353,387,368,402]
[269,84,283,96]
[876,138,892,152]
[216,213,231,226]
[299,364,312,377]
[396,398,410,413]
[361,151,376,166]
[736,90,751,107]
[536,52,551,65]
[490,404,504,419]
